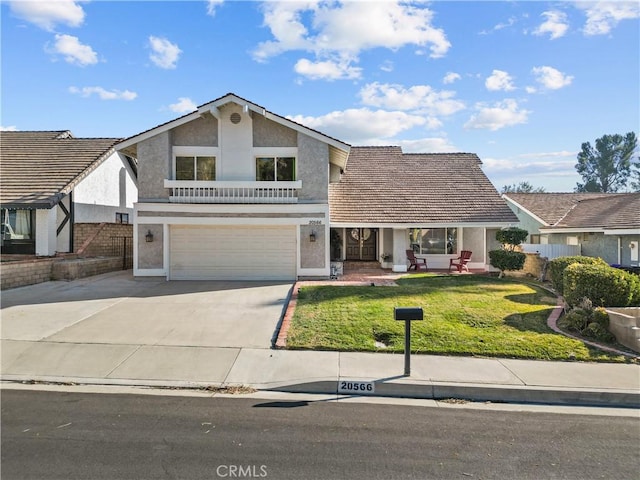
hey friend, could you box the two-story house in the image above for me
[118,93,518,280]
[117,93,349,280]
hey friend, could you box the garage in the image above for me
[169,225,297,280]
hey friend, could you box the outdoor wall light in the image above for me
[145,230,154,243]
[309,231,316,242]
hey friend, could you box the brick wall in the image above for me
[505,252,548,281]
[0,258,55,290]
[74,223,133,256]
[52,257,124,281]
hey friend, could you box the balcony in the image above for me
[164,180,302,204]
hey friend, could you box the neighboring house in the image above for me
[117,93,517,281]
[504,193,640,266]
[1,131,138,256]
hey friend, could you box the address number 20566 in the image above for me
[338,380,375,394]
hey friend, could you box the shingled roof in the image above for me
[504,193,639,230]
[329,146,518,225]
[0,131,122,209]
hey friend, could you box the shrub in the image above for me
[548,256,607,295]
[559,300,615,343]
[563,263,640,307]
[488,250,526,278]
[495,227,529,250]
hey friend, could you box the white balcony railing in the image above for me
[163,180,302,204]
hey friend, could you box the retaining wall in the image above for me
[606,307,640,353]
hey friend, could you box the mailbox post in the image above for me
[394,307,424,376]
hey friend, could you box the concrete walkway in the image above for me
[1,271,639,408]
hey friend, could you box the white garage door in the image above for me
[170,225,297,280]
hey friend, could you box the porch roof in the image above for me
[0,131,122,209]
[329,146,518,225]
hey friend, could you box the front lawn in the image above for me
[286,274,627,362]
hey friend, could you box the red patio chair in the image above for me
[406,250,428,271]
[449,250,472,272]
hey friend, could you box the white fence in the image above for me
[521,243,581,259]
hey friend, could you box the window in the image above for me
[1,209,34,240]
[115,213,129,224]
[530,234,541,244]
[256,157,295,181]
[566,236,579,246]
[175,156,215,181]
[409,228,458,255]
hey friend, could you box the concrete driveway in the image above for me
[1,271,293,349]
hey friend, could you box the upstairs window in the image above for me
[256,157,296,181]
[176,156,216,181]
[409,228,458,255]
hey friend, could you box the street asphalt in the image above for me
[1,271,639,407]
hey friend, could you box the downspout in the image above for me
[617,236,621,265]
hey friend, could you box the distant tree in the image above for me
[574,132,637,192]
[630,155,640,192]
[501,181,546,194]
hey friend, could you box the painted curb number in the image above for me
[338,380,375,394]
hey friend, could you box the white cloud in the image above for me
[253,1,450,80]
[464,99,530,131]
[533,10,569,40]
[288,108,426,143]
[479,16,518,35]
[576,1,640,36]
[8,0,85,31]
[294,58,362,81]
[442,72,461,84]
[380,60,394,73]
[206,0,224,17]
[485,70,516,92]
[69,86,137,101]
[169,97,197,113]
[49,34,97,66]
[1,125,18,131]
[532,66,573,90]
[395,137,458,153]
[148,36,181,69]
[359,82,465,116]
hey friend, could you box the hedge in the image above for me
[488,250,526,277]
[563,263,640,307]
[548,256,607,295]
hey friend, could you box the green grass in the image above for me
[287,274,628,362]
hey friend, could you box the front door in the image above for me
[346,228,377,261]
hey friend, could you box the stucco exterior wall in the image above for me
[137,223,164,269]
[297,132,328,202]
[462,227,485,264]
[172,115,218,146]
[300,224,325,269]
[56,195,72,253]
[138,132,171,201]
[506,202,545,239]
[253,114,297,147]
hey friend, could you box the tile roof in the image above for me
[1,131,122,209]
[329,146,518,225]
[504,193,611,225]
[504,193,639,229]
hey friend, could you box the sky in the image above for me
[1,0,639,192]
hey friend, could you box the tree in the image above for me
[630,155,640,192]
[574,132,637,192]
[501,181,546,194]
[488,227,528,278]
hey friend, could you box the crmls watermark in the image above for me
[215,465,268,478]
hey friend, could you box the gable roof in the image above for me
[504,192,640,231]
[329,146,518,225]
[0,130,122,209]
[116,92,351,168]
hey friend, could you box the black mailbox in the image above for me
[394,307,423,321]
[394,307,424,376]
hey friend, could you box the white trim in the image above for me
[253,147,298,157]
[173,146,219,157]
[163,179,302,189]
[137,216,323,226]
[604,229,640,235]
[330,222,515,229]
[116,112,201,151]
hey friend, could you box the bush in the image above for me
[560,300,615,343]
[563,263,640,308]
[495,227,529,249]
[548,256,607,295]
[489,250,526,277]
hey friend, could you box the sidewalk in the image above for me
[1,271,639,408]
